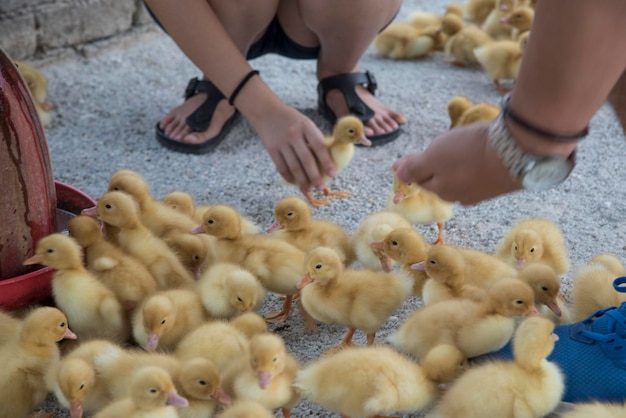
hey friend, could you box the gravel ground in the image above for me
[28,0,626,416]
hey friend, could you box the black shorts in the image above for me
[143,2,320,61]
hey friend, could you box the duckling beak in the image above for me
[190,225,204,235]
[500,3,509,10]
[358,135,372,147]
[411,261,426,271]
[544,299,562,317]
[146,333,159,350]
[258,370,271,389]
[297,273,313,290]
[526,305,541,317]
[516,258,526,269]
[166,391,189,407]
[23,254,43,265]
[499,16,511,24]
[69,400,83,418]
[552,333,560,342]
[211,387,231,406]
[369,241,384,250]
[64,327,78,340]
[379,256,392,272]
[81,206,98,217]
[266,220,283,233]
[393,191,405,204]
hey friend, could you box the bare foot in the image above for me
[158,93,237,144]
[322,73,406,137]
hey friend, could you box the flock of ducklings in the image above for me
[1,161,626,418]
[374,0,535,123]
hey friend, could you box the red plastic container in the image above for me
[0,181,97,311]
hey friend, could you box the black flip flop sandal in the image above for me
[155,77,241,155]
[317,71,402,147]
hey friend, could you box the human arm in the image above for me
[394,0,626,205]
[144,0,335,191]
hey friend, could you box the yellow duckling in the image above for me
[0,308,21,346]
[427,317,564,418]
[106,169,198,239]
[222,333,300,418]
[162,191,262,235]
[0,307,76,418]
[463,0,497,25]
[175,321,250,374]
[572,253,626,321]
[132,288,208,352]
[163,232,215,278]
[373,23,444,60]
[518,263,572,324]
[495,218,571,274]
[93,366,188,418]
[46,339,120,418]
[441,13,493,66]
[295,344,466,418]
[176,357,232,418]
[446,95,500,128]
[298,247,413,350]
[67,215,158,311]
[474,37,525,94]
[23,233,128,342]
[268,196,355,266]
[386,173,454,245]
[217,399,274,418]
[560,402,626,418]
[369,227,429,297]
[352,210,413,271]
[481,0,516,40]
[15,60,53,127]
[84,191,195,289]
[197,262,266,319]
[291,115,371,207]
[389,277,537,360]
[500,6,534,40]
[229,312,269,339]
[414,244,487,306]
[192,205,305,323]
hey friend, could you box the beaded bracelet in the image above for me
[501,94,589,142]
[228,70,260,106]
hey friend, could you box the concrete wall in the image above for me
[0,0,154,60]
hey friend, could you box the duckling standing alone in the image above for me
[288,116,371,207]
[268,196,355,266]
[427,317,564,418]
[0,307,77,418]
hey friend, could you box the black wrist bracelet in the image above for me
[228,70,260,106]
[501,94,589,142]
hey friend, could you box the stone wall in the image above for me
[0,0,154,60]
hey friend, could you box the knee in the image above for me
[212,0,278,23]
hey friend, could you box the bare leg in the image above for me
[285,0,406,137]
[159,0,278,144]
[608,69,626,133]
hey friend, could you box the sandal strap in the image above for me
[317,71,378,122]
[184,77,225,132]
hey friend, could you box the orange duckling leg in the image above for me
[265,294,293,323]
[494,79,511,94]
[431,222,445,245]
[40,101,55,111]
[281,408,292,418]
[325,327,356,354]
[322,187,350,199]
[366,332,376,345]
[303,191,331,207]
[299,302,317,333]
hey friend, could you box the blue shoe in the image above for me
[472,276,626,403]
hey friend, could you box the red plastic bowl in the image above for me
[0,181,97,311]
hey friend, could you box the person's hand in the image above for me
[393,123,522,205]
[252,103,336,193]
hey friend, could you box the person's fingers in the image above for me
[282,145,310,191]
[271,149,295,185]
[394,152,434,185]
[303,120,335,182]
[290,137,321,190]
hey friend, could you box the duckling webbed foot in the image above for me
[303,191,331,207]
[494,79,511,94]
[323,187,350,199]
[324,327,357,354]
[265,295,293,323]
